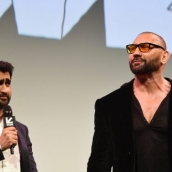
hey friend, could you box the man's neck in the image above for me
[134,74,171,95]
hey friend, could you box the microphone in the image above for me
[3,105,16,154]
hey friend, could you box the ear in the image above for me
[161,50,170,65]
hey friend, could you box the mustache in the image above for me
[0,93,9,98]
[131,57,146,63]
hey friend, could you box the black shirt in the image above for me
[132,94,170,172]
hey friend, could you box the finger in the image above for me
[3,127,17,131]
[3,128,18,136]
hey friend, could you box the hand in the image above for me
[0,127,18,151]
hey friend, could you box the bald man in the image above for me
[87,32,171,172]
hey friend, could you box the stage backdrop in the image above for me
[0,0,171,171]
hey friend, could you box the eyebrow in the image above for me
[0,78,11,85]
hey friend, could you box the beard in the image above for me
[0,93,11,110]
[129,56,161,75]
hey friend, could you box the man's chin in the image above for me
[0,102,9,110]
[130,66,143,74]
[130,68,147,75]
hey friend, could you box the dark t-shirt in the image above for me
[132,94,170,172]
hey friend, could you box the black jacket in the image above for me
[87,78,172,172]
[0,121,38,172]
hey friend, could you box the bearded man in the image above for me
[87,32,171,172]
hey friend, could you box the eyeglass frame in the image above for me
[126,42,165,54]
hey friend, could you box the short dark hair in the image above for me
[0,61,14,78]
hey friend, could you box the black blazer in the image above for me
[0,121,38,172]
[87,78,172,172]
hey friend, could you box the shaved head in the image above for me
[138,32,167,50]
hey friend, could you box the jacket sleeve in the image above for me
[17,121,38,172]
[0,150,4,161]
[25,126,38,172]
[87,99,113,172]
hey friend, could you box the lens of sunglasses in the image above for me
[126,45,137,54]
[139,43,150,52]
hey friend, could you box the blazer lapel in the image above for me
[111,79,135,172]
[16,124,31,172]
[168,80,172,164]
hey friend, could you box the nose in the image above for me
[133,47,142,55]
[129,47,142,62]
[0,83,9,93]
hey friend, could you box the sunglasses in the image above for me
[126,43,165,54]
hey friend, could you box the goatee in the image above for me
[0,93,10,110]
[129,56,161,75]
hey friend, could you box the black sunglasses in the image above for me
[126,42,165,54]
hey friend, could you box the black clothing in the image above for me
[0,121,38,172]
[133,94,170,172]
[87,78,172,172]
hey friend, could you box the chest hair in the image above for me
[134,93,167,123]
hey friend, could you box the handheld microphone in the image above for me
[3,105,16,154]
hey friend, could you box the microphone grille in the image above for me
[3,105,13,117]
